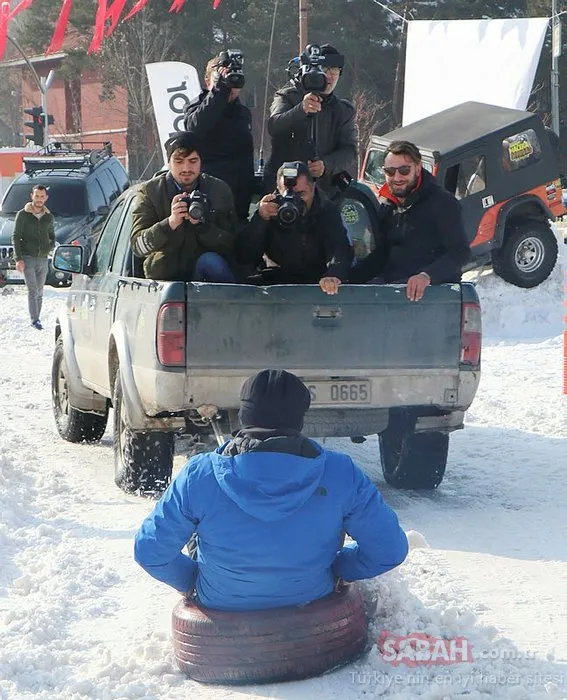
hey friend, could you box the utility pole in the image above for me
[299,0,308,52]
[551,0,561,136]
[40,71,55,145]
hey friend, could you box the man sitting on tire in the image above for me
[134,369,408,611]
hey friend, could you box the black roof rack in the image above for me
[23,141,114,175]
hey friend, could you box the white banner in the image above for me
[145,62,201,164]
[403,18,549,126]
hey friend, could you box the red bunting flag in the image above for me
[0,0,33,59]
[47,0,74,54]
[169,0,187,12]
[88,0,129,53]
[0,0,225,60]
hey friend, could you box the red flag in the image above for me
[123,0,150,22]
[169,0,187,12]
[0,2,9,61]
[0,0,34,59]
[47,0,73,54]
[212,0,223,7]
[88,0,129,53]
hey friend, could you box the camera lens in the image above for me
[188,201,204,221]
[278,202,299,226]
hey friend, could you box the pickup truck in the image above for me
[51,184,481,495]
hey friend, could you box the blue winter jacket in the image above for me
[134,439,408,611]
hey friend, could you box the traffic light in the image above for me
[24,106,44,146]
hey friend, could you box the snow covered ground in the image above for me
[0,250,566,699]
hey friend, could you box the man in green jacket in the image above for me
[12,184,55,330]
[131,132,239,281]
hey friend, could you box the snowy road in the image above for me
[0,259,566,699]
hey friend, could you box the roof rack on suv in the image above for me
[23,141,114,175]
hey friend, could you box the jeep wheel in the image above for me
[493,222,558,288]
[113,372,174,495]
[379,413,448,489]
[52,338,108,442]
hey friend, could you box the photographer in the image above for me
[131,132,238,282]
[264,44,357,197]
[183,51,254,221]
[237,161,353,289]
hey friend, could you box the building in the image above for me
[0,48,128,173]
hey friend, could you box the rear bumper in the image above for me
[127,367,480,433]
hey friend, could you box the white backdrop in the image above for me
[403,18,549,126]
[145,62,201,164]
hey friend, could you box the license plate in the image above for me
[5,269,24,281]
[306,380,371,405]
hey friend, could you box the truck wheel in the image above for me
[113,372,174,495]
[379,417,448,489]
[492,222,558,288]
[52,338,108,443]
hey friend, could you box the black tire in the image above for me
[51,338,108,443]
[380,413,448,489]
[113,372,174,495]
[492,222,558,288]
[172,584,368,684]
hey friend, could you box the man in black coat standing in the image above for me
[323,140,471,301]
[184,53,255,221]
[264,44,357,198]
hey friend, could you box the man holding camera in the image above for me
[264,44,357,197]
[131,132,238,282]
[183,51,254,221]
[237,161,353,289]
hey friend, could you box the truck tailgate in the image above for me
[185,283,464,370]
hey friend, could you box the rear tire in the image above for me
[113,372,173,495]
[51,338,108,443]
[492,222,558,288]
[379,412,448,489]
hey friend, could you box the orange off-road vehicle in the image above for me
[358,101,566,288]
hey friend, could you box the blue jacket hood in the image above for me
[210,443,326,522]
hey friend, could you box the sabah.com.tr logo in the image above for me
[378,631,474,667]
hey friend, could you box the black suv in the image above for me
[0,142,130,287]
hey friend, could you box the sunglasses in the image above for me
[382,165,412,176]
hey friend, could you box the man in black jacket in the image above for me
[264,44,357,197]
[238,161,353,290]
[184,53,254,221]
[331,140,471,301]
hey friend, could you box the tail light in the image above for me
[461,302,481,365]
[157,302,185,366]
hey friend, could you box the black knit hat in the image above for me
[320,44,344,70]
[164,132,202,161]
[238,369,311,431]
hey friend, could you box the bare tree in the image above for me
[352,89,387,171]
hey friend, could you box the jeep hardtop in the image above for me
[361,101,566,288]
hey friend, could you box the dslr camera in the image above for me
[181,190,211,224]
[274,163,306,227]
[217,49,245,89]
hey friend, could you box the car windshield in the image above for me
[1,182,88,217]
